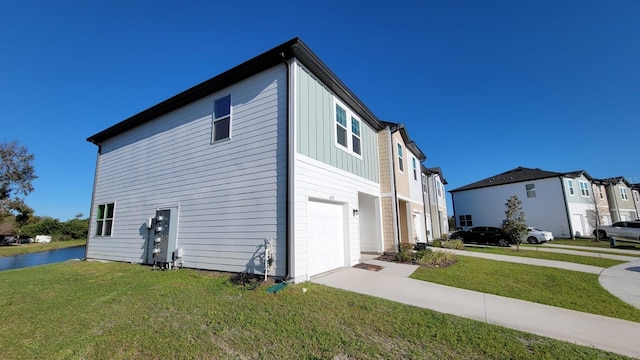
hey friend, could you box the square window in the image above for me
[526,183,536,198]
[213,118,230,141]
[459,214,472,227]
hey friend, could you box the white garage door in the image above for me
[307,200,345,276]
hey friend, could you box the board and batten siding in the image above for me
[294,62,379,183]
[88,65,288,276]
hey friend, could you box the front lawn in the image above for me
[463,246,625,268]
[0,261,629,359]
[411,256,640,323]
[0,239,86,257]
[552,239,640,250]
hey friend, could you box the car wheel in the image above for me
[498,239,509,247]
[527,236,538,244]
[595,230,607,239]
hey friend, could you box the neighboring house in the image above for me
[421,166,449,240]
[591,179,612,226]
[450,167,597,238]
[377,122,426,251]
[604,177,638,222]
[86,38,426,283]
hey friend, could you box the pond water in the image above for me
[0,246,86,271]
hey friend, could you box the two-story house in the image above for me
[422,166,449,240]
[450,167,597,238]
[85,38,427,283]
[604,177,637,222]
[591,179,612,226]
[632,184,640,218]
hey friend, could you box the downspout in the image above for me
[387,127,400,250]
[283,53,293,280]
[85,144,101,260]
[559,177,574,238]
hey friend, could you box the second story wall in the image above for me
[295,62,379,183]
[392,132,410,199]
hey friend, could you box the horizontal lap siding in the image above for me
[293,154,380,282]
[88,66,287,276]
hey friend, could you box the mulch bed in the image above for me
[373,253,457,268]
[353,263,384,271]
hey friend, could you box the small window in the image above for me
[567,180,575,195]
[351,117,361,155]
[634,191,640,202]
[96,203,115,236]
[459,214,473,227]
[397,143,404,172]
[335,105,348,148]
[213,95,231,142]
[579,181,590,197]
[599,187,604,199]
[526,183,536,198]
[412,158,417,180]
[437,180,442,196]
[620,187,629,200]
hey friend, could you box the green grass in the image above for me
[551,238,640,250]
[0,239,86,257]
[463,246,626,267]
[412,256,640,323]
[0,261,630,359]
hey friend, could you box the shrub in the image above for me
[396,242,414,262]
[441,234,449,241]
[442,240,465,250]
[431,239,442,248]
[416,251,456,267]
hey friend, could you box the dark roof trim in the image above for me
[449,167,585,193]
[87,38,384,144]
[383,122,427,161]
[423,166,448,184]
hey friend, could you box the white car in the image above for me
[522,227,554,244]
[593,221,640,244]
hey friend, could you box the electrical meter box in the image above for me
[153,208,179,264]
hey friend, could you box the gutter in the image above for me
[559,176,574,238]
[284,53,294,281]
[387,126,400,250]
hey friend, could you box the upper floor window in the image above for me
[335,105,348,148]
[397,143,404,172]
[96,203,115,236]
[334,101,362,157]
[526,183,536,198]
[620,187,629,200]
[412,158,417,180]
[599,187,604,199]
[567,180,575,195]
[579,181,590,197]
[213,95,231,142]
[634,190,640,202]
[351,117,361,155]
[437,180,442,196]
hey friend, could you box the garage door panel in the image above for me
[307,200,345,276]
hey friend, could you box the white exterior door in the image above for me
[572,214,586,237]
[413,213,422,242]
[307,200,345,276]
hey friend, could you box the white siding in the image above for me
[452,177,572,237]
[407,151,424,206]
[293,154,380,282]
[88,66,288,276]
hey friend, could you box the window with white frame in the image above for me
[397,143,404,172]
[634,190,640,203]
[526,183,536,198]
[567,180,575,195]
[459,214,472,227]
[412,158,417,180]
[96,203,115,236]
[334,101,363,157]
[437,180,442,196]
[335,104,348,148]
[579,181,590,197]
[212,95,231,142]
[620,187,629,200]
[599,187,604,199]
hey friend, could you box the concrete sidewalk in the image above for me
[520,246,638,262]
[312,262,640,358]
[432,247,605,274]
[545,243,640,255]
[600,259,640,309]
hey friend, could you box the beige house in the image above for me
[422,167,449,240]
[591,179,612,226]
[605,177,638,222]
[378,123,426,252]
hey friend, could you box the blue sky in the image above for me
[1,1,638,221]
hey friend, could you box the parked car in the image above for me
[451,226,513,247]
[522,227,554,244]
[593,221,640,243]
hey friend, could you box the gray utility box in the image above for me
[153,208,178,263]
